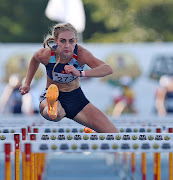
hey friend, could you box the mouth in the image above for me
[64,50,70,53]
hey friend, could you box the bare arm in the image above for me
[25,53,40,85]
[64,45,113,77]
[0,85,14,112]
[79,46,113,77]
[19,49,47,95]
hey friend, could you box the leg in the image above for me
[40,99,66,122]
[73,103,119,133]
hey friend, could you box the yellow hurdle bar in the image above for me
[153,153,157,180]
[31,152,35,180]
[169,153,173,180]
[141,153,146,180]
[35,153,38,180]
[14,134,20,180]
[157,153,161,180]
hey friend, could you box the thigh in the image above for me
[73,103,119,133]
[40,99,66,121]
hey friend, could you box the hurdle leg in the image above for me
[14,134,20,180]
[131,152,136,180]
[25,143,31,180]
[5,143,11,180]
[154,153,157,180]
[22,152,25,180]
[141,153,146,180]
[157,153,161,180]
[169,153,173,180]
[31,152,35,180]
[35,153,38,180]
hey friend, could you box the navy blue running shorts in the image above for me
[39,87,90,119]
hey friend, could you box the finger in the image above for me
[64,65,69,69]
[64,66,70,71]
[64,67,68,72]
[65,65,73,69]
[65,70,71,74]
[20,88,28,94]
[20,89,25,94]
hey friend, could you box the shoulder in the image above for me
[77,44,105,67]
[77,45,92,58]
[34,48,51,65]
[77,45,97,62]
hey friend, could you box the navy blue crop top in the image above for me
[46,44,84,84]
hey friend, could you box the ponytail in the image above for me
[43,36,55,51]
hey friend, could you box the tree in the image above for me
[0,0,54,42]
[0,0,173,42]
[82,0,173,42]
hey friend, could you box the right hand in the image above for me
[19,84,30,95]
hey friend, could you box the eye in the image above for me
[60,39,66,43]
[69,39,74,44]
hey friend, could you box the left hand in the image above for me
[64,65,80,77]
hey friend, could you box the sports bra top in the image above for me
[45,44,84,84]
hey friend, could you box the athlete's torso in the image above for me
[46,44,84,84]
[44,44,84,91]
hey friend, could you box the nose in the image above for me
[65,43,70,48]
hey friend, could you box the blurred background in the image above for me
[1,0,173,179]
[1,0,173,117]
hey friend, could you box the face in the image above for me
[55,31,77,59]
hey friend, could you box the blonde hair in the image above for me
[43,23,77,76]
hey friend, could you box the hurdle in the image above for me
[26,132,173,180]
[28,132,173,141]
[0,133,22,180]
[21,139,173,179]
[30,125,164,134]
[0,126,27,140]
[2,114,173,180]
[0,141,14,180]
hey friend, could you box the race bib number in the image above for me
[53,72,77,84]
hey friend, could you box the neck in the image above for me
[60,55,69,60]
[59,55,72,63]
